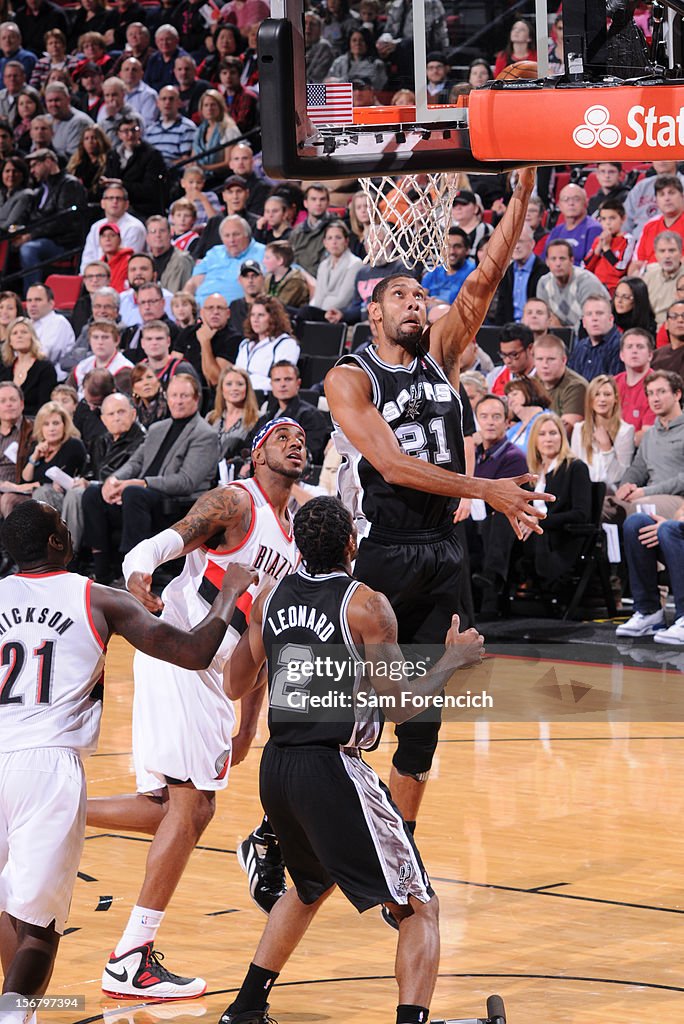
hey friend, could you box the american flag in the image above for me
[306,83,354,126]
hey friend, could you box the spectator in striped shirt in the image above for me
[145,85,196,169]
[169,197,199,254]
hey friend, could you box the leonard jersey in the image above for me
[0,571,105,756]
[333,345,465,535]
[262,567,382,750]
[160,477,300,679]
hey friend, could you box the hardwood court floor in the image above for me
[41,637,684,1024]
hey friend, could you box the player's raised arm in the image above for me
[94,563,259,670]
[325,362,552,537]
[223,589,268,699]
[122,485,253,611]
[348,586,484,724]
[430,167,536,374]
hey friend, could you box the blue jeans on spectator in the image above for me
[623,513,684,618]
[19,237,66,291]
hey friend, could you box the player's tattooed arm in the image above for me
[430,166,536,375]
[173,485,253,552]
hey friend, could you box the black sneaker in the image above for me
[101,942,206,999]
[237,830,287,914]
[218,1004,276,1024]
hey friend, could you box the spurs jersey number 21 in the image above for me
[333,346,465,534]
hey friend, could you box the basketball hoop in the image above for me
[359,172,460,272]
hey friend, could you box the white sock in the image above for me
[0,995,34,1024]
[114,905,165,957]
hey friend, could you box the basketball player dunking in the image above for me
[0,501,256,1024]
[324,167,553,834]
[85,419,305,1000]
[218,496,485,1024]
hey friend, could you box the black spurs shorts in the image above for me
[260,742,434,911]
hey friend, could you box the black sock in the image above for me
[254,814,278,845]
[230,963,279,1014]
[405,819,417,836]
[396,1004,429,1024]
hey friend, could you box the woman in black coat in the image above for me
[520,411,592,588]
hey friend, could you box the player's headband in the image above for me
[251,417,306,452]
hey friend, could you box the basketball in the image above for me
[495,59,539,80]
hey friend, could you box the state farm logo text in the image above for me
[574,102,684,149]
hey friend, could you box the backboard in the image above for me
[258,0,684,180]
[258,0,552,179]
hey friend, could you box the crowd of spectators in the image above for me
[0,0,679,639]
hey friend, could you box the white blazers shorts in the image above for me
[0,747,86,934]
[132,651,237,794]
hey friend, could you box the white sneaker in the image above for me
[102,942,206,1000]
[654,617,684,645]
[615,610,665,637]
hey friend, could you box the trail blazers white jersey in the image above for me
[0,571,105,755]
[161,477,300,672]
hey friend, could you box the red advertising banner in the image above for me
[469,85,684,162]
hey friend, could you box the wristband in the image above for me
[122,527,185,584]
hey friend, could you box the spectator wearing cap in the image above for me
[451,188,492,257]
[43,81,92,160]
[144,25,188,93]
[73,61,105,120]
[192,175,259,262]
[103,115,167,219]
[328,26,387,92]
[98,222,134,292]
[543,183,602,266]
[421,226,475,306]
[119,56,158,128]
[145,85,196,167]
[425,51,452,103]
[187,215,266,306]
[0,23,36,80]
[18,148,87,290]
[230,259,264,331]
[97,76,143,143]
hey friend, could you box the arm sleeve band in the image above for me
[122,528,186,584]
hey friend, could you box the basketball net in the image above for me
[359,173,461,271]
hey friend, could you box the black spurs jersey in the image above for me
[262,567,382,750]
[333,345,465,534]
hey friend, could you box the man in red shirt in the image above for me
[486,322,536,395]
[631,176,684,270]
[614,328,656,444]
